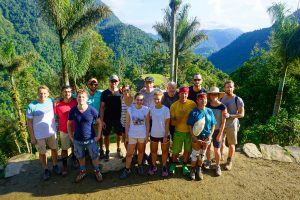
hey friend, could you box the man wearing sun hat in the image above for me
[221,80,244,171]
[169,86,196,176]
[87,78,104,158]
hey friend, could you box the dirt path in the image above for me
[0,152,299,200]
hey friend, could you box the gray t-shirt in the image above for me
[221,94,244,128]
[207,102,226,130]
[140,88,161,108]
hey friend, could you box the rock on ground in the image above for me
[4,154,32,178]
[285,146,300,164]
[259,144,293,163]
[243,143,262,158]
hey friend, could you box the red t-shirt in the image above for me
[55,99,77,133]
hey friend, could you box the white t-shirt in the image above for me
[128,105,149,138]
[150,105,170,138]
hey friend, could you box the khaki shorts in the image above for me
[35,135,57,154]
[60,132,71,150]
[223,127,238,145]
[128,137,145,145]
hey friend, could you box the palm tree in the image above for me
[154,4,207,83]
[0,42,38,153]
[267,3,299,116]
[39,0,112,85]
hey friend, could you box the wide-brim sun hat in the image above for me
[207,86,225,99]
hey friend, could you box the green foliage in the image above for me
[241,109,300,147]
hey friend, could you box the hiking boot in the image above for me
[169,163,176,174]
[147,165,157,176]
[182,164,190,175]
[196,166,203,180]
[43,169,51,181]
[215,165,222,176]
[52,165,61,175]
[104,150,110,162]
[137,165,144,175]
[75,170,87,183]
[204,160,211,169]
[117,148,124,158]
[119,168,131,179]
[190,168,196,180]
[94,170,103,182]
[225,160,233,171]
[62,167,68,177]
[99,148,105,159]
[162,166,168,177]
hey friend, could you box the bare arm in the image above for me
[95,117,102,141]
[145,112,150,142]
[125,111,130,140]
[67,120,74,142]
[163,118,170,143]
[27,118,36,144]
[230,107,244,119]
[100,102,106,128]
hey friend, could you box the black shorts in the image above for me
[150,135,170,143]
[212,129,221,148]
[103,120,122,136]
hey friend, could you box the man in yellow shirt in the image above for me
[169,87,197,175]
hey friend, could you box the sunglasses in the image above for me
[110,80,118,83]
[123,89,130,92]
[136,99,144,101]
[194,79,202,81]
[90,83,98,86]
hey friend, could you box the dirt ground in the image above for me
[0,152,300,200]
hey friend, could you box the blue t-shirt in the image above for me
[88,90,102,112]
[68,106,99,141]
[187,107,217,138]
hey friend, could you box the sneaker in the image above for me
[225,160,233,171]
[169,163,176,174]
[94,170,103,182]
[104,150,110,162]
[204,160,211,169]
[137,165,144,175]
[117,148,124,158]
[162,166,168,177]
[75,170,87,183]
[62,167,68,176]
[196,167,203,180]
[190,168,196,180]
[182,164,190,175]
[43,169,51,181]
[52,165,61,175]
[147,165,158,176]
[215,165,222,176]
[119,168,131,179]
[99,148,105,159]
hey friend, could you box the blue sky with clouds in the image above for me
[102,0,299,33]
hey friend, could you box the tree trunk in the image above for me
[10,75,31,153]
[272,62,288,116]
[60,38,69,86]
[169,0,177,82]
[174,54,179,84]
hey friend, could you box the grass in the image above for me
[141,74,168,88]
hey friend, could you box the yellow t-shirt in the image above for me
[170,100,197,132]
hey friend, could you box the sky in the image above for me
[101,0,300,33]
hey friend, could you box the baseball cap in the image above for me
[144,76,154,83]
[109,75,119,81]
[88,78,98,85]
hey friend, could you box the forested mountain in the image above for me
[208,28,271,73]
[194,28,243,57]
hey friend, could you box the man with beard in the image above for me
[188,74,207,103]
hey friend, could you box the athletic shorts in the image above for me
[60,132,71,150]
[35,135,57,154]
[172,131,192,154]
[150,135,170,143]
[73,139,98,160]
[103,120,122,136]
[223,127,238,145]
[128,137,145,145]
[212,129,222,148]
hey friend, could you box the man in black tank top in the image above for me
[188,74,207,103]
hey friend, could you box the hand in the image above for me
[69,136,74,143]
[144,137,149,144]
[102,121,106,129]
[95,135,101,142]
[31,137,37,145]
[163,136,168,143]
[224,113,230,118]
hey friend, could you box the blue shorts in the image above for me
[73,139,99,160]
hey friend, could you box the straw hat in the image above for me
[207,86,225,99]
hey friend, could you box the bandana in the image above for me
[179,87,189,93]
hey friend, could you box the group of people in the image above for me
[26,73,244,182]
